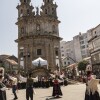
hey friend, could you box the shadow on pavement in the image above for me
[46,96,62,100]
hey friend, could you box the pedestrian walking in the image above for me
[9,74,18,100]
[26,73,34,100]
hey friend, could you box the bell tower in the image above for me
[16,0,35,72]
[41,0,57,18]
[17,0,34,18]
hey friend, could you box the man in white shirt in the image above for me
[10,74,18,100]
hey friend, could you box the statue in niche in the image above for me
[36,7,39,15]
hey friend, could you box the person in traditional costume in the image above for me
[0,67,7,100]
[52,76,63,98]
[85,72,100,100]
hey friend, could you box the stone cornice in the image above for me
[15,34,62,42]
[16,15,60,25]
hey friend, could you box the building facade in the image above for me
[60,32,90,67]
[73,32,90,62]
[15,0,62,73]
[87,24,100,75]
[0,55,18,73]
[60,41,76,67]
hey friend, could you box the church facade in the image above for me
[15,0,62,74]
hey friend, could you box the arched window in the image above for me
[52,8,54,14]
[20,9,23,17]
[48,7,50,13]
[20,52,23,57]
[21,27,24,33]
[21,9,23,13]
[27,9,29,15]
[52,25,56,33]
[45,9,47,14]
[24,0,26,3]
[55,50,58,56]
[37,49,42,55]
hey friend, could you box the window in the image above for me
[68,62,70,65]
[37,49,42,55]
[52,8,54,14]
[64,62,66,65]
[62,54,64,56]
[27,9,29,15]
[20,52,23,57]
[52,25,56,33]
[21,9,23,13]
[20,9,23,17]
[80,37,83,40]
[24,0,26,2]
[21,27,24,33]
[55,50,58,56]
[45,9,47,14]
[81,45,85,49]
[80,41,84,44]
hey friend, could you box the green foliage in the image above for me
[78,60,88,71]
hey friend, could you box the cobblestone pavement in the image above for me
[6,83,100,100]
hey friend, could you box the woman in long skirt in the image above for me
[52,76,62,98]
[85,72,100,100]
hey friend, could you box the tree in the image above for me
[78,60,88,71]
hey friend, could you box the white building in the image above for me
[60,32,90,67]
[60,40,76,67]
[73,32,90,62]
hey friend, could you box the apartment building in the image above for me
[60,40,76,67]
[73,32,90,62]
[60,32,90,67]
[87,24,100,75]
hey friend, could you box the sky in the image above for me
[0,0,100,57]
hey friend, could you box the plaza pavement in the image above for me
[6,83,100,100]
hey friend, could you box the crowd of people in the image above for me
[0,68,68,100]
[0,64,100,100]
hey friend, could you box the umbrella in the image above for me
[32,57,48,67]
